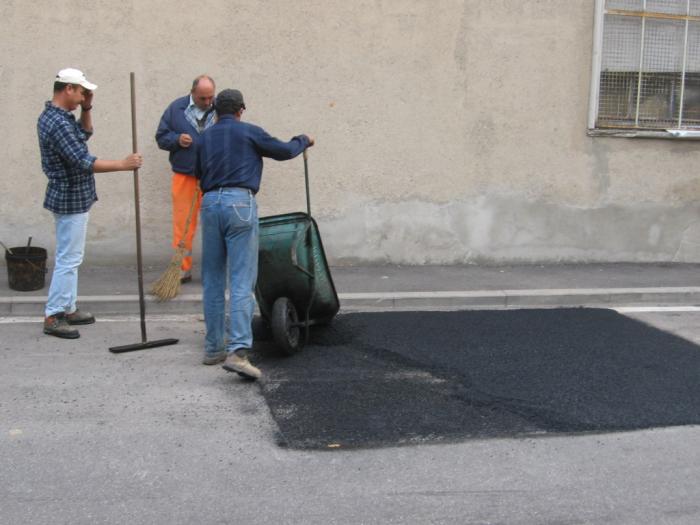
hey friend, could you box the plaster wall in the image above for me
[2,0,700,265]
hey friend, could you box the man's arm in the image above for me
[52,120,142,174]
[79,90,93,134]
[53,120,96,173]
[155,104,183,151]
[93,154,142,173]
[253,129,313,160]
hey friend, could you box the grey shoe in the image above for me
[44,313,80,339]
[65,308,95,325]
[222,351,261,380]
[202,351,227,365]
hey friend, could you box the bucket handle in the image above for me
[2,242,46,273]
[0,241,14,255]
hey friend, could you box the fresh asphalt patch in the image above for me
[253,308,700,450]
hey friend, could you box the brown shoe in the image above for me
[222,351,261,380]
[44,313,80,339]
[202,351,227,365]
[180,270,192,284]
[65,309,95,325]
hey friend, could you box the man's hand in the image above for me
[179,134,193,148]
[81,90,93,111]
[307,136,315,147]
[122,153,143,170]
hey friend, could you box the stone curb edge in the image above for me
[2,287,700,315]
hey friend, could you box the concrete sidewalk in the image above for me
[1,263,700,316]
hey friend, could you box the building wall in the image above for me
[2,0,700,266]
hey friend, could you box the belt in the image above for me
[205,185,253,195]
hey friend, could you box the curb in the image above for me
[2,287,700,315]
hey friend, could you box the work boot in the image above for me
[202,350,227,365]
[222,350,261,380]
[65,308,95,325]
[44,313,80,339]
[180,270,192,284]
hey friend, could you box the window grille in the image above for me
[589,0,700,135]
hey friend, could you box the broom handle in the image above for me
[130,72,147,343]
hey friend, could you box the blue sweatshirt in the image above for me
[195,115,310,193]
[155,95,214,175]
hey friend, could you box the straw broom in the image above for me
[150,187,200,301]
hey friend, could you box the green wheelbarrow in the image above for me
[255,150,340,354]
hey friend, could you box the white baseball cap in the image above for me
[55,68,98,91]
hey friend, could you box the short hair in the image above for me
[215,104,236,116]
[192,75,215,91]
[53,81,70,93]
[214,89,245,115]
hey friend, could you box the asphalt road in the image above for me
[259,308,700,449]
[1,309,699,524]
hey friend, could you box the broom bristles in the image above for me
[151,188,199,301]
[150,246,186,301]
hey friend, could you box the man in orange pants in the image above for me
[155,75,216,282]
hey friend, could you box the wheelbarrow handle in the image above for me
[303,149,311,217]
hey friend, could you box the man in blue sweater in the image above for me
[195,89,314,379]
[155,75,216,283]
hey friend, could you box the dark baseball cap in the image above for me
[215,89,246,113]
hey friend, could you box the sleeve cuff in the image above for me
[80,155,97,173]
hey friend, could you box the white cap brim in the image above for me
[55,68,98,91]
[78,79,98,90]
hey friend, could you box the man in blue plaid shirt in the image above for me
[38,68,143,339]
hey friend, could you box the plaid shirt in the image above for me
[37,101,98,214]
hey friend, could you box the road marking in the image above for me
[0,314,204,324]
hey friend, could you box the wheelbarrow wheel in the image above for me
[271,297,303,355]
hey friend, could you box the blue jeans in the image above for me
[45,212,89,317]
[200,188,259,355]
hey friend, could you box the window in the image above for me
[589,0,700,137]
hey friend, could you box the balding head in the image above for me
[191,75,215,110]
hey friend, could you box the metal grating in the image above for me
[607,0,643,9]
[647,0,689,14]
[596,0,700,129]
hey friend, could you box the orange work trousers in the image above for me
[172,173,201,272]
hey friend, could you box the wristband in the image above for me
[82,106,93,111]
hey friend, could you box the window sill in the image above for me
[587,128,700,140]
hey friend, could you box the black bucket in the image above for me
[5,246,47,291]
